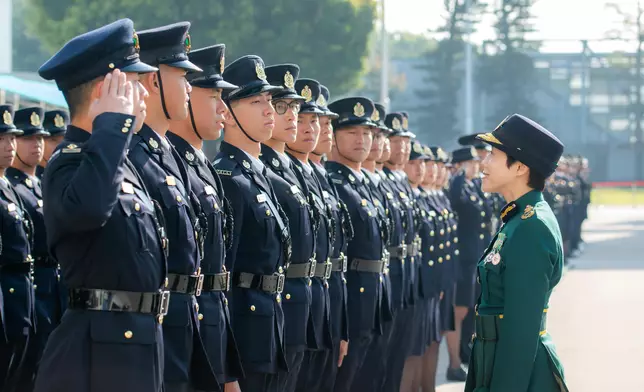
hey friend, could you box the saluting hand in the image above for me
[89,69,134,119]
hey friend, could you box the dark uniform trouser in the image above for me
[333,332,373,392]
[277,347,305,392]
[239,373,280,392]
[296,340,340,392]
[0,334,30,392]
[382,308,414,392]
[352,316,396,392]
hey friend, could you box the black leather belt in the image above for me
[286,260,317,278]
[314,261,333,279]
[388,244,407,259]
[1,259,34,274]
[202,272,231,292]
[34,256,58,268]
[330,254,348,272]
[350,258,386,274]
[68,288,170,316]
[167,272,204,296]
[235,272,285,294]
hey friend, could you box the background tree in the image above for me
[478,0,541,127]
[23,0,376,95]
[413,0,485,145]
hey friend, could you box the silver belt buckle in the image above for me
[308,259,317,278]
[159,291,171,316]
[275,273,286,294]
[324,262,333,279]
[401,244,407,259]
[195,274,204,297]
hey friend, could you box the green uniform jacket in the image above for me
[465,190,568,392]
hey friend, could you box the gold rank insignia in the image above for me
[243,160,251,169]
[30,112,41,127]
[185,151,195,162]
[133,30,140,53]
[2,111,11,125]
[62,143,81,153]
[353,102,365,117]
[361,199,367,206]
[25,178,33,188]
[316,94,327,107]
[522,205,535,220]
[184,33,192,53]
[371,109,380,122]
[392,117,402,130]
[54,114,65,128]
[301,85,312,102]
[256,62,267,81]
[284,71,295,89]
[220,55,225,74]
[402,117,409,130]
[148,138,159,149]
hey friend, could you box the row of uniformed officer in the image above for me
[1,15,532,392]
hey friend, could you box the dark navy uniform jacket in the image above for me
[0,174,34,340]
[449,173,488,270]
[326,161,384,338]
[311,162,349,344]
[289,154,333,351]
[415,188,441,298]
[7,168,63,345]
[36,115,166,392]
[383,167,417,306]
[129,124,218,389]
[213,142,287,374]
[429,190,458,294]
[362,169,394,323]
[35,165,45,180]
[167,132,244,382]
[472,177,495,244]
[261,145,316,351]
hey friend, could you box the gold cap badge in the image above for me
[392,117,402,130]
[402,117,409,130]
[301,85,312,102]
[54,114,65,128]
[316,94,327,107]
[256,62,267,81]
[220,55,225,74]
[133,31,140,53]
[353,102,365,117]
[284,71,295,89]
[184,33,192,53]
[3,111,12,125]
[30,112,41,127]
[371,109,380,122]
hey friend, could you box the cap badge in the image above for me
[184,33,192,53]
[371,110,380,122]
[353,102,365,117]
[255,62,267,81]
[220,55,225,74]
[284,71,295,89]
[30,112,41,127]
[2,111,12,125]
[402,117,409,130]
[133,30,140,53]
[413,143,422,153]
[316,94,327,107]
[392,117,402,130]
[54,114,65,128]
[301,85,312,102]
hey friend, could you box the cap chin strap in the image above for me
[226,99,261,144]
[156,70,172,120]
[15,153,33,170]
[285,143,307,155]
[187,99,203,140]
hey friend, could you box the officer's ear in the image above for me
[140,72,160,95]
[514,161,530,177]
[223,103,238,128]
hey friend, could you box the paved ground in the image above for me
[436,205,644,392]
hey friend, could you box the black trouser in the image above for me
[0,334,30,392]
[239,372,280,392]
[333,332,373,392]
[277,347,305,392]
[382,308,414,392]
[352,316,396,392]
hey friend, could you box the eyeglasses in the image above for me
[273,100,301,115]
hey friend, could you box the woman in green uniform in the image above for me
[465,114,568,392]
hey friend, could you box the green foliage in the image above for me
[23,0,376,95]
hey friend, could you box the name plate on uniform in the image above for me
[290,185,300,194]
[166,176,176,186]
[204,185,215,195]
[121,182,134,194]
[257,193,267,203]
[7,203,16,212]
[37,200,43,208]
[322,190,330,199]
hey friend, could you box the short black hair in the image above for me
[61,78,100,119]
[506,154,546,191]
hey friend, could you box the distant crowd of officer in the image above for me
[0,17,591,392]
